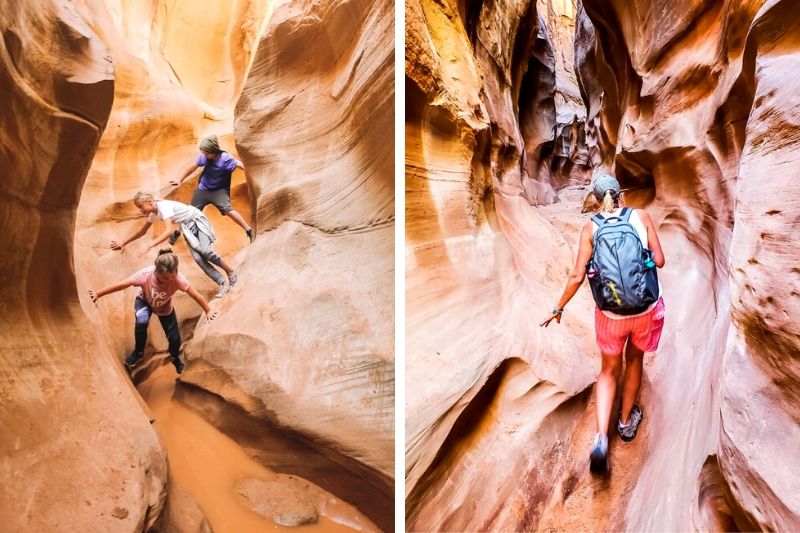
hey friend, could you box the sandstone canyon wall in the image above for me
[3,0,393,530]
[187,0,396,526]
[407,0,799,530]
[0,2,167,531]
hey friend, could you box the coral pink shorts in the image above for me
[594,298,665,354]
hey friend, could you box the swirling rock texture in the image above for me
[184,0,395,529]
[0,2,167,532]
[3,0,391,531]
[407,0,799,531]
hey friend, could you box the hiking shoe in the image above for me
[125,351,144,366]
[618,404,644,442]
[228,270,238,287]
[168,230,181,245]
[245,228,254,243]
[170,356,184,374]
[589,433,609,474]
[215,283,229,298]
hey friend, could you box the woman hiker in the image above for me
[110,192,238,298]
[540,174,666,474]
[89,248,219,373]
[169,134,254,242]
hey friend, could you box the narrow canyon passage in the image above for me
[1,0,394,531]
[407,0,799,531]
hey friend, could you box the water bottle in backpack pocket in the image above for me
[586,207,659,315]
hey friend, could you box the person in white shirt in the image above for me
[109,192,238,298]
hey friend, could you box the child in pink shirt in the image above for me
[89,248,218,373]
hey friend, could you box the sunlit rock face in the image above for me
[579,0,799,529]
[0,2,168,531]
[407,0,799,530]
[406,0,598,530]
[75,0,267,361]
[181,0,396,528]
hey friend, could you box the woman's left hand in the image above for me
[539,310,562,327]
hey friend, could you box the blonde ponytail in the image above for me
[601,189,617,213]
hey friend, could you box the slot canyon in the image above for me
[0,0,393,531]
[406,0,798,531]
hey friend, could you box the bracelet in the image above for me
[552,307,564,314]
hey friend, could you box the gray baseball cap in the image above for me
[592,174,621,200]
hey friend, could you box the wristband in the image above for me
[552,307,564,314]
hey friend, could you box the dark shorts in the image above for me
[191,187,233,214]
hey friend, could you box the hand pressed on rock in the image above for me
[88,289,98,303]
[540,311,562,327]
[205,310,219,324]
[110,240,124,251]
[169,178,181,186]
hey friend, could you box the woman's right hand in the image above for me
[169,178,181,186]
[539,310,562,327]
[88,289,98,303]
[110,240,124,251]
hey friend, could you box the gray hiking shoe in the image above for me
[589,432,609,474]
[228,269,238,287]
[618,404,644,442]
[215,283,229,298]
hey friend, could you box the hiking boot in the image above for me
[589,433,609,474]
[168,230,181,245]
[618,404,644,442]
[170,356,184,374]
[215,283,229,298]
[228,269,238,287]
[245,228,254,243]
[125,350,144,366]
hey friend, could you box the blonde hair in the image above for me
[155,248,178,273]
[600,190,619,213]
[133,191,155,206]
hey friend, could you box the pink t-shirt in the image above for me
[125,266,190,316]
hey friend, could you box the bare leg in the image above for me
[596,353,623,435]
[225,209,252,232]
[620,342,645,424]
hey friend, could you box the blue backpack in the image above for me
[586,208,659,315]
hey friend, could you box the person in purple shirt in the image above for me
[170,134,254,242]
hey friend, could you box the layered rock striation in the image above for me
[0,2,167,531]
[185,0,396,528]
[407,0,799,530]
[3,0,393,530]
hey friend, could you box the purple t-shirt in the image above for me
[197,152,240,191]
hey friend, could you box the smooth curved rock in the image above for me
[0,2,167,531]
[183,0,395,529]
[579,0,800,529]
[406,0,597,529]
[407,0,800,530]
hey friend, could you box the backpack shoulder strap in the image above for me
[592,213,606,227]
[619,207,633,223]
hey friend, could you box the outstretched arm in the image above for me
[110,220,153,251]
[639,209,665,268]
[89,279,133,303]
[170,161,201,186]
[138,220,177,257]
[185,285,219,323]
[541,221,594,327]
